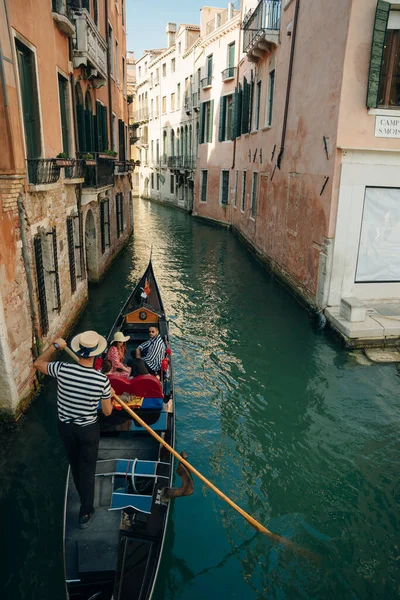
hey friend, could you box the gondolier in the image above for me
[33,330,113,528]
[136,325,166,375]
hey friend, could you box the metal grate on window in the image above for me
[66,217,77,293]
[49,227,61,313]
[100,200,110,253]
[116,193,124,238]
[221,170,230,205]
[78,212,86,279]
[33,236,49,336]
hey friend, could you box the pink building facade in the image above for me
[194,0,400,346]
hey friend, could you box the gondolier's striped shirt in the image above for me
[139,335,166,372]
[48,362,111,426]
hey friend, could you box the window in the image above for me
[227,42,235,78]
[255,81,261,130]
[178,41,181,54]
[162,63,167,77]
[33,235,49,335]
[156,138,159,161]
[234,169,238,208]
[200,170,208,202]
[151,172,154,188]
[207,54,213,78]
[138,66,141,78]
[151,140,154,160]
[122,56,126,96]
[162,96,167,114]
[170,174,175,194]
[220,170,230,205]
[100,199,110,253]
[112,113,117,151]
[251,172,258,218]
[171,92,176,111]
[58,73,71,156]
[115,40,119,84]
[155,68,159,84]
[116,193,124,238]
[200,100,214,143]
[150,98,154,117]
[155,96,159,116]
[219,94,233,141]
[267,70,275,127]
[171,58,176,72]
[241,171,246,211]
[150,72,153,86]
[156,173,160,190]
[356,187,400,282]
[108,25,114,78]
[15,39,41,160]
[177,83,181,108]
[379,29,400,107]
[163,129,167,162]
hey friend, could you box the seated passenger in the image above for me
[107,331,131,378]
[129,357,149,376]
[135,326,166,376]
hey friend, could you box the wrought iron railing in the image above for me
[27,159,61,185]
[167,156,196,170]
[222,66,237,81]
[83,155,115,188]
[201,76,213,89]
[242,0,281,53]
[115,161,135,174]
[65,159,85,179]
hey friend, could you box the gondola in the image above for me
[63,260,176,600]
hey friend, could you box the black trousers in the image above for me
[58,420,100,516]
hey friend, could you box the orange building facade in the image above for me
[0,0,133,415]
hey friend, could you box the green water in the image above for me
[1,198,399,599]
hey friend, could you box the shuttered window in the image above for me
[100,199,110,253]
[251,173,258,219]
[58,74,70,155]
[33,236,49,336]
[218,95,234,142]
[15,39,41,159]
[66,217,76,294]
[241,77,250,134]
[116,193,124,238]
[367,0,390,108]
[50,227,61,313]
[255,81,262,130]
[267,70,275,127]
[234,169,238,208]
[200,170,208,202]
[78,212,86,280]
[170,174,175,194]
[220,170,230,205]
[200,100,214,143]
[241,171,246,211]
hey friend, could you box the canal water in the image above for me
[1,198,399,600]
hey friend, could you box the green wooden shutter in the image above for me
[230,89,237,140]
[241,77,249,134]
[16,41,41,159]
[366,0,390,108]
[200,102,206,143]
[93,112,99,152]
[218,97,226,142]
[102,105,108,150]
[96,101,102,150]
[58,75,69,154]
[236,85,242,138]
[228,42,235,69]
[76,104,86,152]
[208,99,214,143]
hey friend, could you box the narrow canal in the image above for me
[1,198,399,600]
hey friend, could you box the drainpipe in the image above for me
[105,0,113,148]
[277,0,300,169]
[17,194,40,357]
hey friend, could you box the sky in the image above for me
[126,0,207,58]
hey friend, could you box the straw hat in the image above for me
[112,331,130,343]
[70,330,108,358]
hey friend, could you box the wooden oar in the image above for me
[63,345,312,555]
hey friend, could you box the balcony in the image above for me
[115,161,135,175]
[27,159,61,185]
[201,76,213,90]
[52,0,75,36]
[64,159,85,180]
[82,154,115,188]
[242,0,281,62]
[222,66,237,81]
[184,95,192,114]
[72,9,107,83]
[167,156,196,170]
[132,107,149,125]
[129,123,140,144]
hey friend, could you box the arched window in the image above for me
[177,128,180,157]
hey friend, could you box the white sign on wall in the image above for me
[375,115,400,138]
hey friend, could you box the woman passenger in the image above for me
[106,331,131,378]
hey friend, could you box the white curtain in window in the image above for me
[356,187,400,282]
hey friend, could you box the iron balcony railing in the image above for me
[222,66,237,81]
[201,76,213,89]
[27,159,61,185]
[82,154,115,188]
[115,161,135,174]
[167,156,196,170]
[65,159,85,179]
[242,0,281,53]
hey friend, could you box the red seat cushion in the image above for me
[108,374,163,399]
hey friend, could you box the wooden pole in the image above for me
[63,345,311,554]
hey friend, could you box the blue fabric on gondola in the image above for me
[110,493,152,513]
[141,398,163,410]
[134,460,157,476]
[130,411,167,432]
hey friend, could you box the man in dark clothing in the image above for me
[34,330,113,528]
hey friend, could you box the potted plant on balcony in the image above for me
[82,153,96,166]
[98,149,118,160]
[55,152,73,167]
[135,160,141,166]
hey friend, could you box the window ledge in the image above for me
[243,133,250,138]
[28,182,61,192]
[250,130,259,135]
[262,126,272,131]
[64,178,84,185]
[368,108,400,116]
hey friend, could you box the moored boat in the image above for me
[63,260,176,600]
